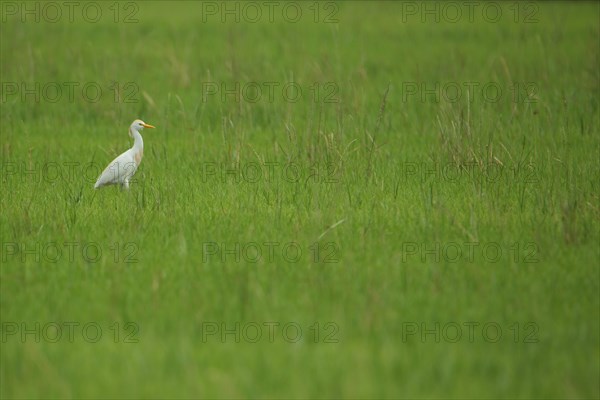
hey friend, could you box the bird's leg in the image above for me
[123,180,130,190]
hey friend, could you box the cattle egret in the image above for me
[94,119,156,190]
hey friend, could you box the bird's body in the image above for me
[95,119,155,190]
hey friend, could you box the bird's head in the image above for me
[129,119,156,137]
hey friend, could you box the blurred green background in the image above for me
[1,1,599,398]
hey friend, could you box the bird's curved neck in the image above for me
[130,128,144,151]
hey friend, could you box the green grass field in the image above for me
[1,1,599,398]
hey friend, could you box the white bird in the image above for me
[94,119,156,190]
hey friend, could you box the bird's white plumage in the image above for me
[94,119,155,190]
[94,148,139,189]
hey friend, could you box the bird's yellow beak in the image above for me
[142,123,156,129]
